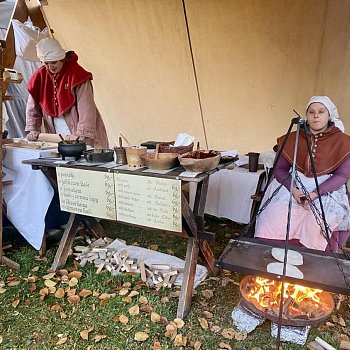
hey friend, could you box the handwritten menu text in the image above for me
[115,173,181,232]
[56,167,116,220]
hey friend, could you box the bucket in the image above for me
[248,152,260,172]
[114,147,127,165]
[125,146,147,167]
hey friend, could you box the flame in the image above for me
[247,277,323,308]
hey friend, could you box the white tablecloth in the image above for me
[189,166,265,224]
[3,146,55,249]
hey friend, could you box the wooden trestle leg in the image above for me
[177,237,199,319]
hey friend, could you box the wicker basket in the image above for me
[158,141,194,154]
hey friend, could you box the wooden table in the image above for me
[23,157,236,318]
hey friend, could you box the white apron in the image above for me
[255,172,350,250]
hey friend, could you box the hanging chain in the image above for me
[294,172,350,289]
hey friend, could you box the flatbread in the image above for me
[267,262,304,279]
[271,248,303,266]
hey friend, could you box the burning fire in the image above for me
[247,276,323,308]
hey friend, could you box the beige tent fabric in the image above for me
[42,0,350,153]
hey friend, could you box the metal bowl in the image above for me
[84,149,114,163]
[140,153,178,170]
[58,141,87,160]
[178,150,221,172]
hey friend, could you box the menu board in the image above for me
[115,173,182,232]
[56,167,116,220]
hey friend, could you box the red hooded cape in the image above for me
[27,52,92,117]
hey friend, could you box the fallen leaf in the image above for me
[29,283,37,292]
[0,288,6,294]
[68,270,82,279]
[31,266,40,272]
[140,305,153,313]
[57,269,68,275]
[44,279,57,287]
[149,244,158,251]
[134,331,149,342]
[165,323,177,340]
[173,318,185,328]
[80,326,94,340]
[48,286,57,294]
[161,296,169,303]
[60,312,67,319]
[39,287,49,296]
[219,342,232,349]
[26,275,38,283]
[174,334,187,347]
[221,328,236,340]
[100,298,109,307]
[50,304,62,311]
[122,296,132,303]
[211,325,221,333]
[55,288,65,299]
[119,314,129,324]
[66,289,76,297]
[8,280,20,287]
[201,289,214,299]
[128,291,139,298]
[42,272,55,279]
[119,288,129,296]
[68,277,79,287]
[153,341,161,349]
[79,289,92,297]
[128,305,139,316]
[0,335,3,344]
[151,312,161,323]
[56,337,67,345]
[205,311,215,320]
[139,296,148,304]
[234,331,247,341]
[193,340,202,350]
[93,290,100,297]
[67,295,80,303]
[94,334,106,342]
[12,299,20,308]
[198,317,208,330]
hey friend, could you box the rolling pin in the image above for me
[38,133,66,143]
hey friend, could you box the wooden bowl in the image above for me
[178,150,221,172]
[140,153,178,170]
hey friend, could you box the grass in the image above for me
[0,216,348,349]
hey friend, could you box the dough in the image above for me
[267,262,304,279]
[271,247,303,266]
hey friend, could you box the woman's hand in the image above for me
[292,187,318,207]
[26,131,40,141]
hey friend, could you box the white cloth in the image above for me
[106,239,207,288]
[189,166,264,224]
[36,37,65,62]
[3,146,55,249]
[53,116,71,135]
[255,172,350,250]
[12,19,49,62]
[306,95,344,132]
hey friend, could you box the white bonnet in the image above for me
[36,37,66,62]
[306,95,344,132]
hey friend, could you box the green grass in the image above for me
[0,216,347,349]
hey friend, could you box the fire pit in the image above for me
[240,275,334,327]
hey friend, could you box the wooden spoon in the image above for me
[155,143,159,159]
[58,134,65,143]
[119,136,123,148]
[196,141,200,159]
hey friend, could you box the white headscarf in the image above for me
[306,95,345,132]
[36,37,66,62]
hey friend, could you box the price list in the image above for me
[57,167,116,220]
[115,173,181,232]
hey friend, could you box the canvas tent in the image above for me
[4,0,350,153]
